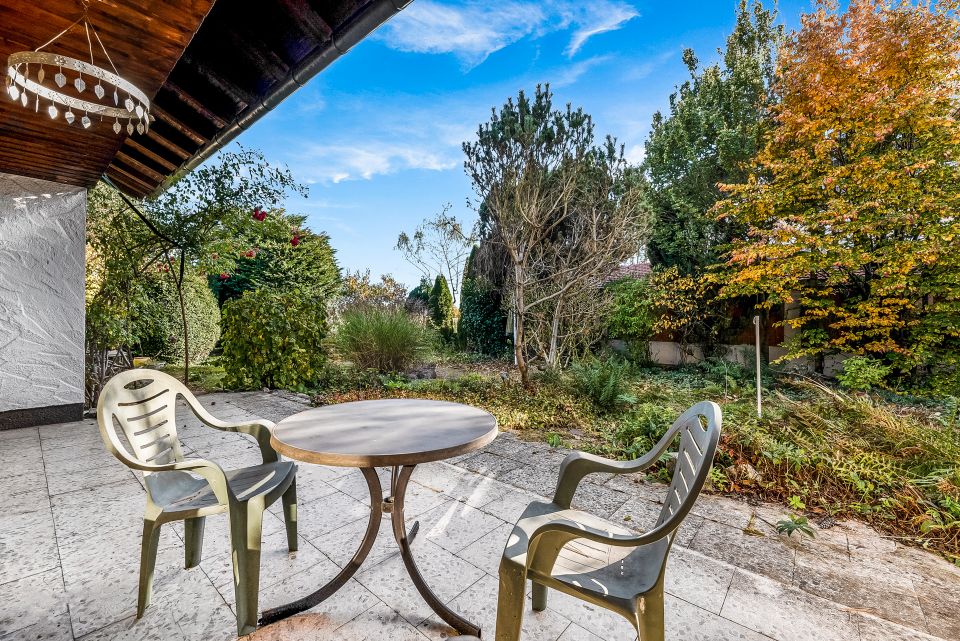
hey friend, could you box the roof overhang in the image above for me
[0,0,408,198]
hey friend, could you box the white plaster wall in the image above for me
[0,172,86,411]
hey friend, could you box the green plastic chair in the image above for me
[97,369,298,636]
[495,401,722,641]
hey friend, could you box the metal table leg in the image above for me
[391,464,482,638]
[259,467,383,626]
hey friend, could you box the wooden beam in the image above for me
[151,105,207,146]
[277,0,333,41]
[123,138,179,172]
[115,151,165,184]
[161,81,229,129]
[178,53,256,108]
[106,164,155,193]
[146,128,193,160]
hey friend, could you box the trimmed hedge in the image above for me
[221,289,328,390]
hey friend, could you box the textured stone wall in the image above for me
[0,172,86,412]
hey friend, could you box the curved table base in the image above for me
[259,465,481,637]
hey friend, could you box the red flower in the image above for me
[245,249,256,258]
[290,235,301,247]
[252,207,267,221]
[219,272,230,280]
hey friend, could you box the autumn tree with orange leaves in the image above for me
[716,0,960,391]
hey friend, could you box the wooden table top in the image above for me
[270,399,498,467]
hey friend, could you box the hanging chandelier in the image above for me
[4,5,151,135]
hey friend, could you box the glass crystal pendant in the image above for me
[64,109,75,124]
[20,91,27,107]
[134,103,143,119]
[74,76,86,93]
[54,71,66,87]
[113,119,121,134]
[126,121,134,135]
[136,121,144,134]
[94,84,104,99]
[113,89,119,105]
[48,103,58,119]
[8,84,18,100]
[124,97,134,112]
[37,67,44,83]
[81,115,91,129]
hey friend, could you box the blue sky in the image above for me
[234,0,811,288]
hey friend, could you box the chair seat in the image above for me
[504,500,670,606]
[147,461,296,515]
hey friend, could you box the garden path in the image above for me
[1,390,956,641]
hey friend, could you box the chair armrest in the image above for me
[183,395,279,464]
[527,517,665,560]
[552,449,661,508]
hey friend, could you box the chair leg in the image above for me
[531,581,548,612]
[281,479,298,552]
[230,502,264,637]
[636,587,665,641]
[495,561,527,641]
[137,518,162,618]
[184,517,205,569]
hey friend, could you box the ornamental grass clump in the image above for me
[331,307,434,374]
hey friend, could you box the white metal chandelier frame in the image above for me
[4,7,151,134]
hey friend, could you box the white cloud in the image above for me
[562,4,640,57]
[553,55,613,88]
[624,144,645,165]
[380,0,639,69]
[294,142,459,183]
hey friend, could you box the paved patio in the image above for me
[2,390,958,641]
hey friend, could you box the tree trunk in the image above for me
[547,295,562,367]
[512,267,530,388]
[165,249,190,385]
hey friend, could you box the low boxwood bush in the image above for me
[331,307,433,373]
[221,289,328,390]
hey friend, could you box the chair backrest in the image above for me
[654,401,722,533]
[97,369,191,473]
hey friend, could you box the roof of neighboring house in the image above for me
[604,261,652,283]
[0,0,407,197]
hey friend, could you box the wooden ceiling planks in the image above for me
[0,0,216,188]
[1,0,386,197]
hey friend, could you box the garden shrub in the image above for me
[606,277,655,354]
[135,270,220,365]
[837,356,891,391]
[331,307,433,373]
[221,289,328,390]
[459,278,509,356]
[429,274,456,340]
[571,356,637,410]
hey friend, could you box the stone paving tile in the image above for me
[608,497,703,547]
[201,531,326,598]
[456,451,523,478]
[0,506,60,585]
[0,566,68,638]
[913,572,960,640]
[568,483,632,519]
[792,545,925,629]
[455,522,513,577]
[411,463,511,508]
[664,546,736,615]
[311,517,400,570]
[720,570,859,641]
[418,573,572,641]
[418,500,505,554]
[497,463,563,496]
[356,538,485,627]
[687,519,796,585]
[297,490,371,540]
[855,612,946,641]
[476,487,545,524]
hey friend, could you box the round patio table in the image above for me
[259,398,498,637]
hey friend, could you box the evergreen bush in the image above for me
[459,278,509,356]
[221,289,328,390]
[135,269,220,365]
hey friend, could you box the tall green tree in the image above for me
[644,0,782,274]
[429,274,455,339]
[210,211,341,306]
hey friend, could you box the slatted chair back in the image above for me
[654,401,721,533]
[97,369,190,473]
